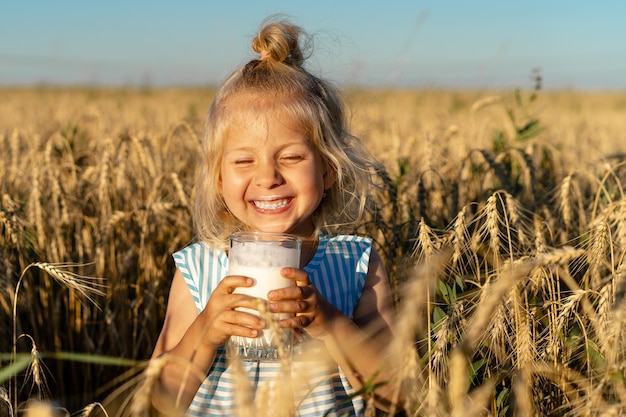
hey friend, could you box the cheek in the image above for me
[220,170,249,201]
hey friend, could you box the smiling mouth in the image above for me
[252,199,291,211]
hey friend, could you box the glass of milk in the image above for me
[225,231,301,362]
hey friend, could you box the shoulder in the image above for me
[174,241,225,267]
[324,233,372,244]
[319,234,373,275]
[322,234,372,252]
[174,241,214,258]
[172,241,228,309]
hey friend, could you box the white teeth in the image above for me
[253,199,289,210]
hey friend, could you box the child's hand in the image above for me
[201,275,267,348]
[267,267,339,339]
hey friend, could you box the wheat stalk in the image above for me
[450,206,468,268]
[589,222,610,288]
[504,191,529,249]
[11,261,106,369]
[485,194,501,257]
[98,141,112,223]
[447,349,468,417]
[486,299,508,365]
[511,286,535,370]
[430,312,451,385]
[388,255,445,415]
[512,370,534,417]
[534,245,586,266]
[13,334,48,400]
[466,262,533,349]
[126,357,168,417]
[414,217,435,259]
[550,289,588,362]
[0,386,13,417]
[0,208,18,247]
[114,138,131,196]
[79,402,108,417]
[103,211,133,241]
[31,263,106,305]
[27,166,45,250]
[470,95,502,114]
[130,134,156,179]
[615,199,626,252]
[559,174,574,230]
[170,172,190,209]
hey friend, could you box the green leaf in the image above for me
[432,306,447,332]
[493,130,506,153]
[437,279,450,303]
[468,358,487,384]
[515,120,543,142]
[506,108,516,124]
[0,353,32,384]
[0,351,140,369]
[496,386,510,417]
[449,283,457,304]
[46,351,140,367]
[455,274,465,291]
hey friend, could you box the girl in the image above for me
[151,18,398,417]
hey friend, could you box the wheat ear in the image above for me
[127,357,168,417]
[79,402,108,417]
[31,262,105,305]
[0,386,13,417]
[18,334,47,397]
[559,174,574,229]
[451,206,468,268]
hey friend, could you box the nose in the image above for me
[255,159,284,188]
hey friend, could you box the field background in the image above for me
[1,85,626,416]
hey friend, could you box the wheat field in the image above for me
[1,84,626,416]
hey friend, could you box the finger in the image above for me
[267,285,313,302]
[224,294,267,312]
[279,314,312,329]
[269,300,307,314]
[221,309,266,331]
[217,275,254,294]
[281,267,310,286]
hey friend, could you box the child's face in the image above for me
[219,108,334,237]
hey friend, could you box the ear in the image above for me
[323,165,337,190]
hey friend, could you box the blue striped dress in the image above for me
[173,233,372,417]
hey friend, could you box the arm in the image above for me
[268,247,401,411]
[150,269,266,415]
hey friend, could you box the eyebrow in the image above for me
[224,141,312,153]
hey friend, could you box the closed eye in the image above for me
[281,155,304,161]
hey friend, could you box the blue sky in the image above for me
[1,1,625,90]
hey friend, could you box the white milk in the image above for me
[230,242,299,317]
[231,265,293,306]
[226,232,301,361]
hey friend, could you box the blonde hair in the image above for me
[194,17,381,249]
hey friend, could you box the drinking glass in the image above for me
[225,231,301,361]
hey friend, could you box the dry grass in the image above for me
[2,86,626,416]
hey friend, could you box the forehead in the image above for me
[222,93,308,137]
[223,91,310,125]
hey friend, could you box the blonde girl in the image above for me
[151,17,398,417]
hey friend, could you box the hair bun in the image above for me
[252,20,304,67]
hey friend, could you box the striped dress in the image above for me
[173,233,372,417]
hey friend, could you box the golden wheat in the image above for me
[3,87,626,416]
